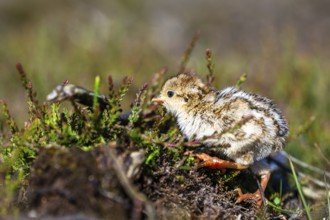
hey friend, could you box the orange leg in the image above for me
[194,153,270,207]
[194,153,249,170]
[235,171,270,207]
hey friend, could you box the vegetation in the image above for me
[0,40,328,218]
[1,1,330,219]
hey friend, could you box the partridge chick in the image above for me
[152,73,288,206]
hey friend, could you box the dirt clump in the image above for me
[23,144,293,219]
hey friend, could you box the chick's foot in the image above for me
[235,188,266,207]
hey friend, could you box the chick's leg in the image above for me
[194,153,249,170]
[195,153,270,207]
[235,162,271,207]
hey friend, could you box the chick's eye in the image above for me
[167,91,175,98]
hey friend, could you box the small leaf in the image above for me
[273,197,281,205]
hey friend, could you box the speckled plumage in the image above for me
[155,73,288,167]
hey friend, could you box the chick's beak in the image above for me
[152,96,164,104]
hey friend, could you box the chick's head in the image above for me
[153,74,210,114]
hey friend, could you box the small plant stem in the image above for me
[93,75,101,111]
[205,48,215,85]
[236,73,247,90]
[267,201,296,215]
[178,31,200,74]
[289,159,312,220]
[0,100,19,134]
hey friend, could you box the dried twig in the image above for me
[270,153,330,191]
[281,151,330,179]
[104,143,155,220]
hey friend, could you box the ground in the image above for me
[18,144,302,220]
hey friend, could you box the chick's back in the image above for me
[206,87,288,165]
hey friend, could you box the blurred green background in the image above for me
[0,0,329,170]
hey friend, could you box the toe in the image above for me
[235,190,265,207]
